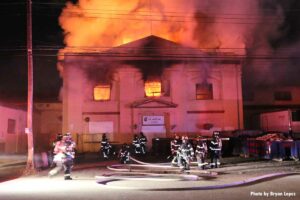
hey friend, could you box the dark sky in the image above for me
[0,0,67,101]
[0,0,300,102]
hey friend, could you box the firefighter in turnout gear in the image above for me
[170,134,181,166]
[209,131,222,168]
[133,134,142,154]
[49,133,63,167]
[48,132,76,180]
[63,133,76,180]
[118,143,130,164]
[101,133,112,159]
[48,134,65,178]
[195,136,208,169]
[139,132,147,155]
[52,133,63,148]
[177,136,194,171]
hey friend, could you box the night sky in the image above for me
[0,0,300,102]
[0,0,68,101]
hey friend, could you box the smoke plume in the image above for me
[58,0,300,91]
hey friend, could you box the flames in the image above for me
[145,81,161,97]
[57,0,256,96]
[59,0,196,50]
[59,0,287,57]
[94,84,111,101]
[57,0,290,100]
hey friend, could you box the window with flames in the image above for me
[144,81,162,97]
[94,84,111,101]
[196,83,213,100]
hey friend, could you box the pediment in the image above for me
[131,98,177,108]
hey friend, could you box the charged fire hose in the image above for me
[97,172,300,190]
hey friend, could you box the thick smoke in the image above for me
[244,0,300,89]
[58,0,300,91]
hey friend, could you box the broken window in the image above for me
[145,81,161,97]
[94,84,111,101]
[196,83,213,100]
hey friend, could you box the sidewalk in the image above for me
[0,154,27,168]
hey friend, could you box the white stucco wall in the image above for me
[63,58,243,149]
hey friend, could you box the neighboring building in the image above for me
[244,86,300,130]
[33,102,62,152]
[0,100,63,153]
[62,35,243,151]
[0,102,27,153]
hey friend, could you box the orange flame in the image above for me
[59,0,197,49]
[145,81,161,97]
[94,85,111,100]
[58,0,252,56]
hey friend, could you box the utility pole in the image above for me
[24,0,35,174]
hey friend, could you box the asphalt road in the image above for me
[0,159,300,200]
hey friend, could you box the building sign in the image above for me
[142,116,164,125]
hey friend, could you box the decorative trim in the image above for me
[187,110,225,114]
[131,98,178,108]
[82,112,120,115]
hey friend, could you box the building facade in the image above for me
[62,36,243,150]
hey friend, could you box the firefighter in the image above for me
[139,132,147,155]
[52,133,63,148]
[177,136,194,171]
[48,132,76,180]
[100,133,112,159]
[195,136,208,169]
[132,134,142,154]
[48,133,65,177]
[209,131,222,168]
[63,133,76,180]
[49,133,63,167]
[170,134,181,166]
[119,143,130,164]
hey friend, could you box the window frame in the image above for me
[144,81,162,97]
[93,84,111,101]
[7,119,16,134]
[195,83,213,100]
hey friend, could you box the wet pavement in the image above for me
[0,154,300,200]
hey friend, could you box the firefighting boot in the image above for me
[64,174,73,180]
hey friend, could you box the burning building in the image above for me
[61,35,243,150]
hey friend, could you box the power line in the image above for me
[34,8,284,20]
[33,2,300,15]
[0,2,25,5]
[2,51,300,61]
[3,44,300,51]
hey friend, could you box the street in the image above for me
[0,157,300,200]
